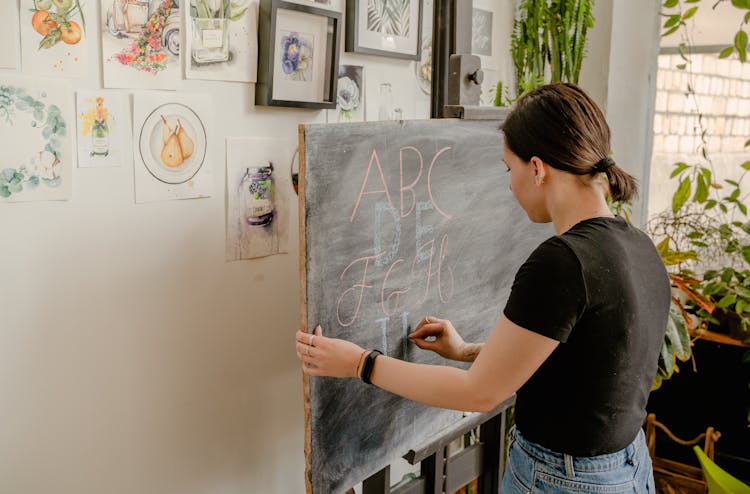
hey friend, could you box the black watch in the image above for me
[360,350,382,384]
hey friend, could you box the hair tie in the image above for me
[594,156,615,173]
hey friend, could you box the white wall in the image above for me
[661,1,747,49]
[606,0,662,226]
[0,2,430,493]
[0,1,662,493]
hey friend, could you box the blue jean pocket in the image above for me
[533,470,636,493]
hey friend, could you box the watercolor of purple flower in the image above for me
[280,31,313,81]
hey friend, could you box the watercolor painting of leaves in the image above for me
[367,0,411,37]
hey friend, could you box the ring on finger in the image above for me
[309,334,315,347]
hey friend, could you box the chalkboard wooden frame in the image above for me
[345,0,423,60]
[298,118,552,494]
[256,0,341,109]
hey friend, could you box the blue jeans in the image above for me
[500,427,655,493]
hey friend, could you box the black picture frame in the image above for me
[345,0,423,60]
[256,0,341,109]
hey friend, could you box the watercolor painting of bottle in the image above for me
[185,0,259,83]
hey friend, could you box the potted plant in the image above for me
[189,0,248,64]
[698,268,750,341]
[499,0,594,103]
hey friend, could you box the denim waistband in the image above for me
[512,427,645,473]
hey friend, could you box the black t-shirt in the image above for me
[504,216,670,456]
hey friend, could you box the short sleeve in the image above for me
[503,237,587,343]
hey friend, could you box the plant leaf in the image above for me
[742,161,750,170]
[694,174,709,202]
[659,339,676,378]
[664,0,678,7]
[670,162,689,178]
[719,46,735,59]
[717,293,737,308]
[673,177,691,213]
[735,30,748,62]
[682,6,698,20]
[743,246,750,266]
[656,237,671,256]
[663,25,681,37]
[664,14,682,29]
[667,305,692,361]
[662,251,699,265]
[652,373,663,391]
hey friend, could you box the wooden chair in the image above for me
[644,413,721,494]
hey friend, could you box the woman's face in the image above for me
[502,143,549,223]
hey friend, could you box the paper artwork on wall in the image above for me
[101,0,181,90]
[76,90,131,168]
[0,2,21,69]
[414,0,433,117]
[282,0,340,11]
[226,137,291,260]
[185,0,259,83]
[133,92,212,202]
[326,65,364,123]
[20,0,91,78]
[472,8,492,56]
[471,0,499,71]
[0,76,73,202]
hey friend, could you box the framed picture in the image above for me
[345,0,422,60]
[256,0,341,109]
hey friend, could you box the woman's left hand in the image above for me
[295,326,365,378]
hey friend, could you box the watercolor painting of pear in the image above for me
[138,102,206,185]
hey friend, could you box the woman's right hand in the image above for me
[409,316,467,361]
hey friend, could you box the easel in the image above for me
[357,2,513,492]
[359,398,514,494]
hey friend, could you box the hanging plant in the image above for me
[650,1,750,423]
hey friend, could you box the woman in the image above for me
[295,83,669,493]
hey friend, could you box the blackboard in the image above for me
[299,119,552,494]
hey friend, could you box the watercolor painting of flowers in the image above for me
[101,0,181,89]
[0,76,72,202]
[328,65,364,123]
[338,77,359,118]
[76,90,130,167]
[280,31,314,82]
[113,0,176,73]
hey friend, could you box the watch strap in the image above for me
[360,350,382,384]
